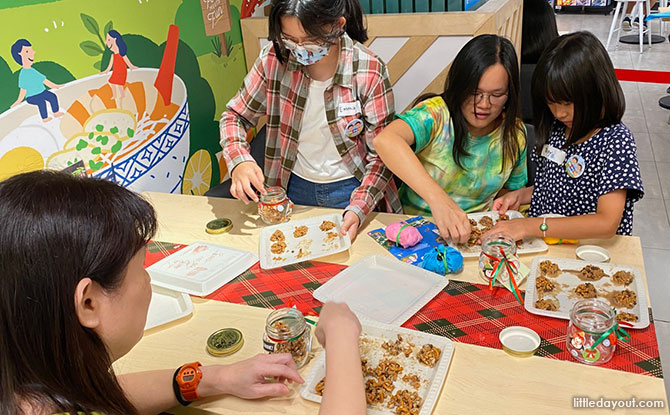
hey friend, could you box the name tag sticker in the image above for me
[338,101,361,117]
[541,144,567,165]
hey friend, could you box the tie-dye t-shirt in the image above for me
[396,96,527,216]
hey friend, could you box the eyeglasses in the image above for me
[280,30,343,53]
[280,37,330,53]
[470,91,509,106]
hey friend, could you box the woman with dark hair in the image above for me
[486,31,644,240]
[373,35,527,243]
[0,171,365,415]
[102,29,137,105]
[221,0,401,242]
[520,0,558,123]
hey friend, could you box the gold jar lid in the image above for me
[206,218,233,234]
[207,328,244,357]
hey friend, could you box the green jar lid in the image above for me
[207,328,244,357]
[206,218,233,234]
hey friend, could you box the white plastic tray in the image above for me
[144,284,193,330]
[524,256,649,329]
[448,210,548,257]
[300,319,454,415]
[313,255,449,326]
[147,241,258,296]
[259,213,351,269]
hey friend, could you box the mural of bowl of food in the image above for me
[0,27,189,193]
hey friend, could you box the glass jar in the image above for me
[258,187,293,224]
[479,233,519,284]
[262,308,312,368]
[566,299,617,365]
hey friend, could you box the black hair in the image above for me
[0,171,157,415]
[521,0,559,65]
[414,34,523,171]
[10,39,31,65]
[531,31,625,149]
[269,0,367,62]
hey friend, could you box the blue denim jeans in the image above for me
[287,174,360,209]
[26,90,59,119]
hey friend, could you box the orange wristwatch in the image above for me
[173,362,203,405]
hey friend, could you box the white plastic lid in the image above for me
[575,245,611,263]
[499,326,541,356]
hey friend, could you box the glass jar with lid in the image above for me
[478,233,519,284]
[262,308,312,368]
[566,298,617,365]
[258,186,293,224]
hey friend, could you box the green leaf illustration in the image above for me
[93,61,102,71]
[127,128,135,138]
[89,160,104,171]
[88,132,94,139]
[110,126,119,134]
[80,41,103,56]
[76,139,88,151]
[103,20,113,35]
[80,13,100,37]
[111,140,122,154]
[91,147,102,155]
[95,124,104,132]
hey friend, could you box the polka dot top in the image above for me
[529,122,644,235]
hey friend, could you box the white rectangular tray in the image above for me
[313,255,449,326]
[259,213,351,269]
[144,284,193,330]
[524,256,649,329]
[147,241,258,296]
[300,320,454,415]
[448,210,548,257]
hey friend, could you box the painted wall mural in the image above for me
[0,0,249,195]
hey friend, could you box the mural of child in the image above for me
[102,30,138,106]
[9,39,64,123]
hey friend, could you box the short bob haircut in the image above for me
[268,0,367,62]
[10,39,31,65]
[0,171,156,415]
[415,34,523,171]
[521,0,558,65]
[531,31,625,150]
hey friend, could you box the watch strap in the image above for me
[173,366,192,406]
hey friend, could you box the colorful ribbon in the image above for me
[482,248,524,305]
[587,309,631,351]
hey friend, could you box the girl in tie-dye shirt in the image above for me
[374,35,527,244]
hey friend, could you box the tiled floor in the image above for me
[556,11,670,400]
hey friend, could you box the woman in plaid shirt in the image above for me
[221,0,402,241]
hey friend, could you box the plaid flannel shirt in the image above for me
[220,33,402,223]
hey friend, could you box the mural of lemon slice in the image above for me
[0,147,44,181]
[182,149,212,196]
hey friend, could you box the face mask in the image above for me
[290,44,329,66]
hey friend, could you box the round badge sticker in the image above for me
[345,118,364,138]
[565,154,586,178]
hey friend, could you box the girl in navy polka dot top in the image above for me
[483,31,644,240]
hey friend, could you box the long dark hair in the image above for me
[521,0,558,64]
[531,31,625,150]
[415,34,523,170]
[0,171,157,415]
[269,0,367,61]
[107,30,128,56]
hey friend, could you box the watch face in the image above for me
[183,374,194,382]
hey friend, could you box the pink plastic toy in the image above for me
[385,222,423,248]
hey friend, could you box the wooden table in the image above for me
[114,192,668,414]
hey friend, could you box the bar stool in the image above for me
[606,0,653,53]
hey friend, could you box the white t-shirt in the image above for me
[293,78,354,183]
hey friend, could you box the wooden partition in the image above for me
[241,0,522,112]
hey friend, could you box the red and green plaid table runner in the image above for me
[145,241,663,378]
